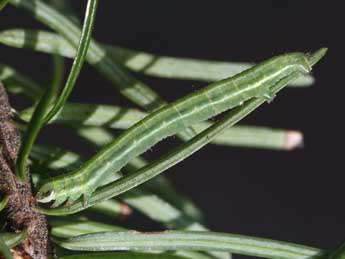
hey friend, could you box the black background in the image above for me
[1,0,345,252]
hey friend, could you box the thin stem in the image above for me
[15,60,60,180]
[44,0,98,123]
[49,54,65,96]
[15,0,97,180]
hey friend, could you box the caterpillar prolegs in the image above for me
[37,50,317,207]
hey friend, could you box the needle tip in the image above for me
[283,130,304,150]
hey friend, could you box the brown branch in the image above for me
[0,84,54,259]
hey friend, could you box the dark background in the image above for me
[1,0,345,253]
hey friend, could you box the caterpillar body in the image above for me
[37,51,312,206]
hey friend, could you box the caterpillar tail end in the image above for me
[308,48,328,66]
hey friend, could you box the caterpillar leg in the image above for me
[50,196,67,208]
[82,194,90,208]
[262,91,276,103]
[64,194,84,208]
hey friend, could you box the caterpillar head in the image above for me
[37,178,69,207]
[36,181,56,203]
[36,177,84,208]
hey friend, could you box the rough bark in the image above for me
[0,84,54,259]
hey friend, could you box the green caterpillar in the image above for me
[37,51,312,207]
